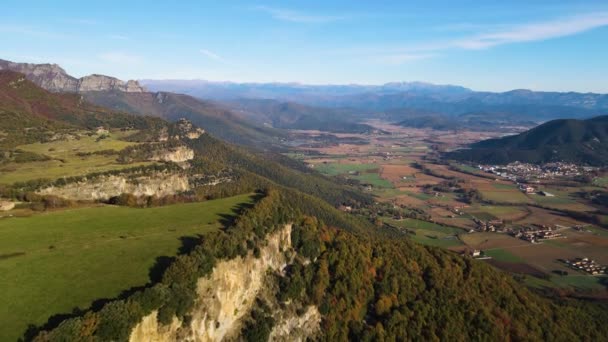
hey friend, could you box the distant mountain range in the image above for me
[447,115,608,166]
[143,79,608,125]
[0,59,382,140]
[4,57,608,137]
[223,98,377,133]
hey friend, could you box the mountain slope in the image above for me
[33,190,608,341]
[225,98,375,133]
[82,91,288,149]
[0,70,165,147]
[0,59,287,149]
[447,115,608,165]
[0,59,145,92]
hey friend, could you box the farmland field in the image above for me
[0,131,153,184]
[313,162,378,176]
[0,194,254,341]
[288,121,608,298]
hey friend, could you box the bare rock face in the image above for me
[150,146,195,163]
[0,201,15,211]
[0,58,145,93]
[78,74,145,92]
[36,173,189,201]
[176,118,206,139]
[128,225,321,342]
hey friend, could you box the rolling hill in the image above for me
[224,98,376,133]
[447,115,608,165]
[0,59,287,150]
[82,91,288,149]
[0,70,166,147]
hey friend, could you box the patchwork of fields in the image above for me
[288,122,608,298]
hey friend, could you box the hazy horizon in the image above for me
[2,1,608,92]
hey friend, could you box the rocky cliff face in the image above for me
[150,146,195,163]
[0,59,145,93]
[36,173,189,201]
[129,224,321,342]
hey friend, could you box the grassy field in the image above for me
[0,132,152,184]
[0,194,254,341]
[0,157,153,184]
[387,218,463,247]
[526,274,607,291]
[410,230,462,248]
[594,177,608,188]
[314,162,378,176]
[467,205,529,221]
[352,172,394,188]
[479,188,531,204]
[484,248,524,263]
[16,131,137,158]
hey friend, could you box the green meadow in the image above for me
[0,194,253,341]
[0,131,152,184]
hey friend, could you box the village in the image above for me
[565,258,608,275]
[477,162,598,182]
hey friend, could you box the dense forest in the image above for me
[32,187,608,341]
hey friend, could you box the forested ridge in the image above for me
[32,186,608,341]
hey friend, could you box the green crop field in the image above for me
[351,172,394,188]
[594,177,608,188]
[526,274,607,291]
[409,229,462,248]
[484,248,523,263]
[16,131,137,157]
[387,218,463,247]
[0,157,153,184]
[0,132,153,184]
[0,194,253,341]
[314,162,379,176]
[387,218,463,235]
[492,183,517,190]
[480,189,531,204]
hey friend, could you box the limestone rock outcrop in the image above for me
[0,59,145,93]
[129,225,321,342]
[36,173,189,201]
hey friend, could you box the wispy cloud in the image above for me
[253,5,345,23]
[453,12,608,49]
[370,11,608,64]
[199,48,230,64]
[98,51,141,64]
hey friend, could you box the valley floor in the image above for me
[285,121,608,298]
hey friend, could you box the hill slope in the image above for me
[82,91,288,149]
[0,59,287,150]
[225,98,375,133]
[447,115,608,165]
[0,70,166,147]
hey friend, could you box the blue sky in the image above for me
[2,0,608,92]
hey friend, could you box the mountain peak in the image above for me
[0,58,145,93]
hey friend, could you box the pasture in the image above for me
[0,194,254,341]
[0,131,152,184]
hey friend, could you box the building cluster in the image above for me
[565,258,607,275]
[478,162,597,182]
[471,218,505,232]
[511,224,564,243]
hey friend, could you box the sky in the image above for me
[2,0,608,92]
